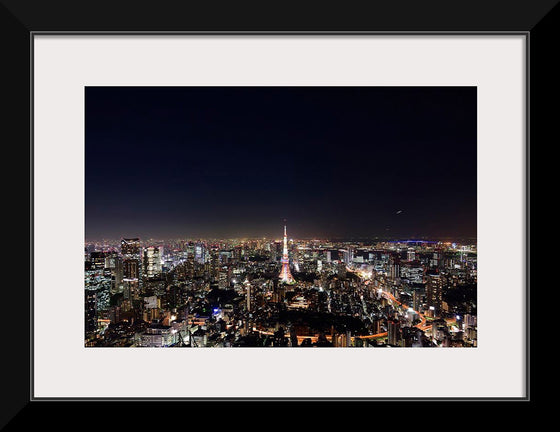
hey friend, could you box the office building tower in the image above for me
[143,246,162,278]
[121,238,140,257]
[426,272,443,316]
[90,251,108,270]
[389,254,400,281]
[85,289,97,336]
[123,258,140,300]
[413,288,423,312]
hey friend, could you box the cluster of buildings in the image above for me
[85,227,477,348]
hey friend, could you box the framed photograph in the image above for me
[2,0,549,425]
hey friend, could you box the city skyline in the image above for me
[85,226,477,348]
[85,86,476,240]
[85,86,477,348]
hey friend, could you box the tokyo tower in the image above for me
[279,224,296,284]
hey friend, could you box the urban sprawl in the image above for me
[85,226,477,348]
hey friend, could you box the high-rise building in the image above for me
[143,246,162,278]
[246,282,252,312]
[412,288,423,312]
[426,272,443,316]
[218,266,231,289]
[389,254,400,281]
[279,225,295,284]
[271,241,283,263]
[387,319,400,346]
[123,259,139,280]
[195,243,206,264]
[407,248,416,262]
[105,254,123,294]
[122,238,141,297]
[90,251,108,270]
[85,289,97,336]
[121,238,140,257]
[123,259,140,300]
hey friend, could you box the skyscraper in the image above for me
[121,238,140,257]
[246,282,252,312]
[278,225,295,284]
[389,254,400,281]
[426,271,443,316]
[122,237,141,299]
[143,246,162,278]
[105,254,123,295]
[388,319,400,346]
[90,251,108,270]
[85,289,97,336]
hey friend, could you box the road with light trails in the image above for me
[254,269,456,345]
[354,288,426,340]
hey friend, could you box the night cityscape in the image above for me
[85,86,477,348]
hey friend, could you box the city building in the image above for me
[143,246,162,278]
[388,319,400,346]
[121,238,140,257]
[85,289,97,336]
[426,271,443,316]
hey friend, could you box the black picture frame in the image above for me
[2,0,549,427]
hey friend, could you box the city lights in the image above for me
[85,230,477,348]
[84,86,477,348]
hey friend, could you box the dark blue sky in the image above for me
[85,86,476,240]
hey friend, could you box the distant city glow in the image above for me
[85,233,477,348]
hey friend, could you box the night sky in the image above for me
[85,87,476,241]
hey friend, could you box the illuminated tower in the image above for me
[279,225,295,284]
